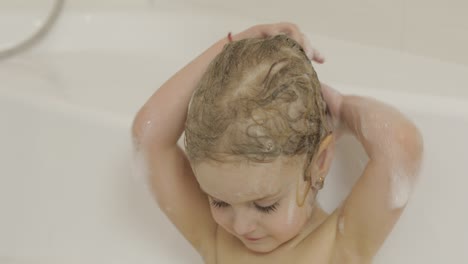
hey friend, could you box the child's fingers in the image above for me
[238,23,325,63]
[256,22,302,43]
[277,23,325,63]
[278,23,303,42]
[311,47,325,63]
[301,33,314,59]
[301,33,325,63]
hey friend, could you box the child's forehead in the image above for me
[201,182,287,204]
[194,156,302,202]
[200,154,305,167]
[194,156,304,176]
[200,176,290,204]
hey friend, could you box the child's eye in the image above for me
[210,199,279,214]
[211,199,230,208]
[254,202,279,214]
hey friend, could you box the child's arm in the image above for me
[321,83,424,259]
[131,23,323,259]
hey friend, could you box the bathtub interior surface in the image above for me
[0,93,204,263]
[1,7,468,264]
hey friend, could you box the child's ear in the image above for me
[296,134,335,206]
[311,134,335,182]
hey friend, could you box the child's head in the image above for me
[184,34,335,253]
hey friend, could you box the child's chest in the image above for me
[211,222,338,264]
[215,246,334,264]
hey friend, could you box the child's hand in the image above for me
[233,22,325,63]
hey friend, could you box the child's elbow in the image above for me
[394,122,424,173]
[131,106,151,150]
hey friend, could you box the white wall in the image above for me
[2,0,468,66]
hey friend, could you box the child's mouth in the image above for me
[244,236,264,242]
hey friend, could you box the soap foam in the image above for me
[389,167,412,209]
[131,148,151,190]
[338,216,345,235]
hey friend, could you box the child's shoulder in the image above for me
[298,206,373,264]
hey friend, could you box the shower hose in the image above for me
[0,0,65,60]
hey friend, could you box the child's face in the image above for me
[193,156,316,253]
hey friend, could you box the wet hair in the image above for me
[184,34,331,171]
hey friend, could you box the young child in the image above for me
[131,23,423,264]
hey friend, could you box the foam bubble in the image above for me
[338,216,345,235]
[389,167,412,209]
[131,149,151,189]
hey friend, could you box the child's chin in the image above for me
[244,241,279,254]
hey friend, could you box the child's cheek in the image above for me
[211,208,232,230]
[284,196,302,227]
[266,205,303,241]
[270,200,303,236]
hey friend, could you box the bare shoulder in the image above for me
[292,207,373,264]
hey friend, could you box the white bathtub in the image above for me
[1,5,468,263]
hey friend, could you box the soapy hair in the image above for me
[184,34,331,169]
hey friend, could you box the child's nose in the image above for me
[232,211,257,236]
